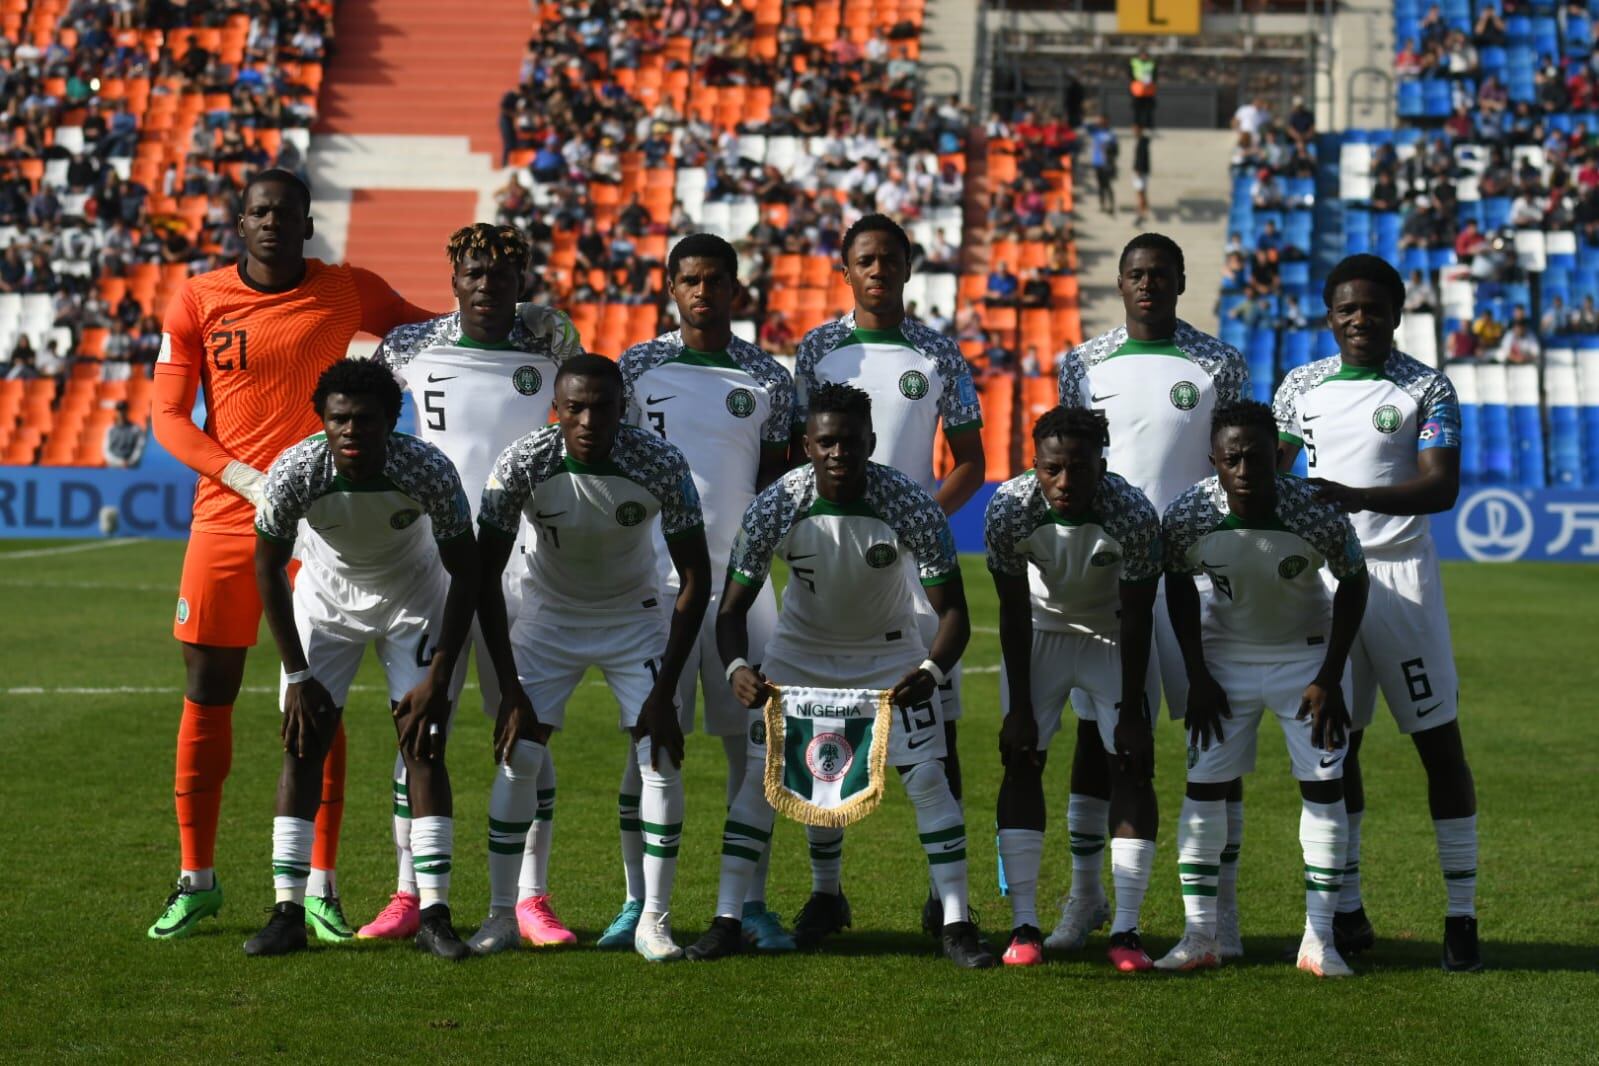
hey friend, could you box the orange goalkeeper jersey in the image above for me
[154,259,433,534]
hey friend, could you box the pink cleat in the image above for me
[1001,925,1045,966]
[1107,930,1154,972]
[516,894,578,947]
[356,892,420,939]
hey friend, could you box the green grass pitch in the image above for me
[1,539,1596,1062]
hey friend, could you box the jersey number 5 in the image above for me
[1301,426,1317,469]
[424,390,447,431]
[209,330,248,371]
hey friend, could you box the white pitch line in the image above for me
[0,579,168,592]
[0,538,147,560]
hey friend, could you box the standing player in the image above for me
[1054,232,1250,956]
[362,223,582,950]
[685,383,993,969]
[1274,254,1480,971]
[244,360,479,959]
[792,213,985,938]
[1156,401,1368,978]
[618,233,797,951]
[986,408,1162,970]
[475,355,711,962]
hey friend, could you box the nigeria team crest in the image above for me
[513,365,543,396]
[865,542,898,568]
[1373,404,1402,433]
[1279,555,1310,579]
[899,370,930,399]
[726,387,756,418]
[390,508,421,529]
[615,501,646,526]
[1170,381,1200,410]
[1091,550,1121,567]
[763,684,893,828]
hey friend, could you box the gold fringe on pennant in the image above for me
[763,684,894,829]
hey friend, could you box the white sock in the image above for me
[637,736,683,915]
[807,825,844,895]
[997,828,1044,929]
[392,754,416,895]
[905,760,968,925]
[487,738,545,911]
[271,816,314,905]
[518,752,557,901]
[1435,814,1478,917]
[1067,793,1109,902]
[1300,799,1347,942]
[1110,837,1156,935]
[716,756,774,919]
[411,815,454,909]
[1177,797,1226,939]
[1219,798,1244,914]
[180,868,215,891]
[306,867,335,899]
[1338,808,1364,913]
[618,752,645,903]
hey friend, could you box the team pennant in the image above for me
[763,684,893,828]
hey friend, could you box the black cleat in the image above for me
[686,916,744,961]
[921,888,941,937]
[942,920,997,969]
[244,902,308,957]
[1333,907,1376,955]
[415,904,472,961]
[1442,915,1482,972]
[792,890,852,950]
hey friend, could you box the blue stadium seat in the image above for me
[1502,282,1532,314]
[1480,45,1508,73]
[1513,404,1547,486]
[1428,247,1459,271]
[1482,197,1513,229]
[1508,73,1537,104]
[1280,260,1311,289]
[1315,329,1340,358]
[1423,80,1454,117]
[1247,329,1277,401]
[1548,113,1574,135]
[1505,14,1532,39]
[1285,211,1314,247]
[1374,212,1404,245]
[1397,15,1421,41]
[1457,200,1484,228]
[1531,16,1559,54]
[1548,405,1584,485]
[1458,401,1486,485]
[1284,178,1315,207]
[1481,405,1514,485]
[1220,318,1248,352]
[1397,81,1425,118]
[1281,330,1314,372]
[1568,15,1592,53]
[1401,248,1430,275]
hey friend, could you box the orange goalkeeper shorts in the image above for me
[173,530,264,648]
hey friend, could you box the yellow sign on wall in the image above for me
[1117,0,1202,36]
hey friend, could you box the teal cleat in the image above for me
[305,893,355,943]
[148,879,224,940]
[596,900,644,949]
[741,902,797,952]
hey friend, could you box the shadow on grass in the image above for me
[1215,933,1599,975]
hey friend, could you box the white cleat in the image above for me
[1217,907,1245,959]
[1296,931,1354,978]
[634,910,684,962]
[1043,894,1111,951]
[1153,932,1222,972]
[466,912,520,956]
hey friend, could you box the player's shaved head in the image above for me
[1323,254,1405,315]
[667,233,738,282]
[1032,406,1110,450]
[554,354,624,464]
[244,167,312,217]
[1118,232,1184,276]
[554,353,624,398]
[842,213,912,261]
[313,359,404,427]
[447,223,530,275]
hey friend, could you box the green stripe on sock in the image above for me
[918,824,965,844]
[1070,845,1106,856]
[927,849,967,865]
[1344,861,1359,872]
[722,844,762,862]
[618,792,641,807]
[534,810,554,822]
[393,804,411,818]
[809,847,841,860]
[537,789,557,800]
[272,864,309,878]
[619,818,643,832]
[1304,864,1343,876]
[642,843,679,858]
[1181,885,1218,896]
[1444,868,1476,880]
[488,816,533,833]
[1305,880,1340,892]
[394,781,409,795]
[1219,847,1241,862]
[1179,863,1221,876]
[488,840,523,855]
[640,820,683,836]
[725,819,772,842]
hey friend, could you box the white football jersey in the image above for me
[479,424,702,626]
[794,313,983,493]
[728,463,958,657]
[1273,351,1461,554]
[1162,475,1365,663]
[1058,322,1249,513]
[619,331,793,563]
[984,470,1161,637]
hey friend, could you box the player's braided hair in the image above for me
[807,381,873,425]
[1118,231,1185,276]
[312,359,404,428]
[1032,405,1110,449]
[446,223,530,274]
[841,212,912,261]
[1322,253,1406,315]
[1211,399,1278,441]
[667,232,739,282]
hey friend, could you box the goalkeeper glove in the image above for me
[220,460,268,508]
[517,304,583,361]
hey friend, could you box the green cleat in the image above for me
[305,893,355,943]
[147,879,224,940]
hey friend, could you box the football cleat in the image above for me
[921,888,941,937]
[741,903,797,952]
[792,890,852,950]
[1442,915,1482,973]
[1002,924,1045,967]
[1217,906,1245,959]
[1153,932,1221,972]
[148,878,223,940]
[1333,907,1376,955]
[634,911,683,962]
[244,902,308,957]
[516,895,577,947]
[1296,931,1354,978]
[304,893,354,943]
[415,904,471,961]
[942,921,997,969]
[596,899,644,949]
[466,912,520,956]
[1107,929,1155,972]
[356,892,420,940]
[686,916,744,961]
[1043,894,1110,951]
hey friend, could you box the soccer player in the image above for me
[618,233,797,951]
[364,223,582,949]
[1156,400,1368,978]
[1274,254,1481,971]
[986,407,1162,970]
[685,382,994,969]
[244,360,479,959]
[1054,232,1250,956]
[792,213,985,938]
[475,354,710,962]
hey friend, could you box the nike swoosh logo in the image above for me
[785,552,816,562]
[941,841,963,851]
[905,734,934,749]
[1179,875,1204,884]
[1301,413,1322,422]
[427,373,457,383]
[1319,754,1343,768]
[219,314,245,326]
[310,523,340,532]
[1200,560,1227,569]
[1091,392,1119,402]
[646,394,676,404]
[1415,702,1442,718]
[535,510,566,520]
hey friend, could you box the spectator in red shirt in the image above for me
[759,309,796,355]
[1455,219,1488,261]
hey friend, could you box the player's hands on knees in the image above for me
[1114,710,1156,784]
[1297,680,1350,752]
[282,678,338,759]
[493,686,541,765]
[395,675,451,762]
[1185,671,1231,751]
[638,687,685,771]
[729,665,772,709]
[890,666,937,708]
[998,708,1040,769]
[1308,478,1364,513]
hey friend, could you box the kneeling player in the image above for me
[686,383,994,969]
[244,360,479,959]
[475,354,710,962]
[987,408,1162,970]
[1157,401,1368,978]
